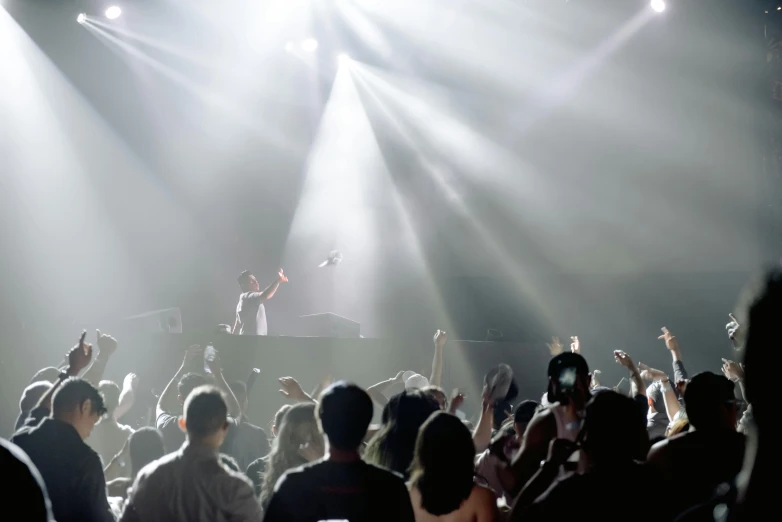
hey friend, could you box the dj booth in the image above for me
[119,334,551,427]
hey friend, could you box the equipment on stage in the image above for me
[122,307,182,334]
[318,250,343,268]
[297,312,360,338]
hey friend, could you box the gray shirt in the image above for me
[119,442,261,522]
[236,292,267,336]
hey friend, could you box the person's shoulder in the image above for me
[135,451,179,483]
[156,412,179,429]
[362,461,408,486]
[471,483,496,504]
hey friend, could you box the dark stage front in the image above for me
[119,334,551,428]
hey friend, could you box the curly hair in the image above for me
[259,403,322,508]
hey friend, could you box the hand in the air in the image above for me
[279,377,310,402]
[658,327,680,352]
[570,336,580,354]
[123,372,139,390]
[67,331,93,376]
[638,363,667,382]
[96,329,118,357]
[434,330,447,349]
[278,269,289,283]
[613,350,636,371]
[721,358,744,382]
[547,337,563,356]
[726,314,742,349]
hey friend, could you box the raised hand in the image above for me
[726,314,742,349]
[591,369,602,389]
[657,327,680,352]
[67,331,93,375]
[279,376,310,402]
[449,390,466,413]
[278,269,289,283]
[721,358,744,382]
[570,336,580,354]
[613,350,636,371]
[123,372,139,390]
[393,370,407,384]
[96,329,118,357]
[638,363,667,382]
[547,337,563,356]
[434,329,447,349]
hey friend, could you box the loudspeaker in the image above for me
[297,312,360,338]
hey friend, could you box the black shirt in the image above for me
[0,437,55,522]
[246,455,268,496]
[263,459,415,522]
[229,421,270,474]
[11,412,114,522]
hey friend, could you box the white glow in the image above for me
[300,38,319,52]
[338,53,350,65]
[105,6,122,20]
[284,41,294,52]
[77,13,87,25]
[650,0,666,13]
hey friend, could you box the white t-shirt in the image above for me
[236,292,267,335]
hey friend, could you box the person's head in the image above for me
[19,381,52,414]
[581,390,648,465]
[547,352,591,409]
[646,382,666,416]
[128,427,165,477]
[238,270,260,292]
[683,372,738,432]
[30,367,61,384]
[230,381,248,415]
[743,267,782,431]
[52,378,107,440]
[421,386,447,410]
[513,400,539,438]
[364,389,440,478]
[179,385,230,448]
[177,373,209,405]
[214,324,232,335]
[98,380,121,419]
[410,412,475,516]
[317,382,373,452]
[271,404,292,437]
[261,402,323,506]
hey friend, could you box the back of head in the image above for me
[683,372,737,431]
[52,378,107,419]
[183,386,228,439]
[129,427,165,476]
[20,381,52,412]
[98,381,121,418]
[514,400,539,426]
[583,390,647,463]
[178,373,209,403]
[646,382,666,414]
[410,412,475,516]
[0,438,53,522]
[743,267,782,429]
[318,382,373,451]
[365,390,439,477]
[30,367,61,384]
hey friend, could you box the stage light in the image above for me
[76,13,87,24]
[285,41,294,52]
[105,6,122,20]
[338,53,350,65]
[650,0,665,13]
[300,38,319,52]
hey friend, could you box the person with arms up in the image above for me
[234,269,288,335]
[12,331,115,522]
[120,386,261,522]
[263,382,416,522]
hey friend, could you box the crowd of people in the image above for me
[3,267,779,522]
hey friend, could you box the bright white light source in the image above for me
[76,13,87,24]
[650,0,665,13]
[105,6,122,20]
[300,38,319,52]
[337,53,350,65]
[285,41,294,52]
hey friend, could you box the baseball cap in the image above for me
[547,352,589,379]
[404,373,430,390]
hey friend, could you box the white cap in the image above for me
[405,373,430,390]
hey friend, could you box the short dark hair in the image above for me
[583,390,647,462]
[184,385,228,439]
[52,378,107,418]
[98,381,121,416]
[178,373,209,401]
[230,381,247,404]
[237,270,253,287]
[684,372,737,430]
[318,382,373,450]
[129,427,165,476]
[514,400,539,426]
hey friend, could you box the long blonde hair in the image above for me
[259,403,322,508]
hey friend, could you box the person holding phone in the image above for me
[233,269,288,336]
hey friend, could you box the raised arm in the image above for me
[206,352,241,418]
[614,350,646,398]
[257,269,288,301]
[509,409,556,497]
[81,330,118,385]
[35,332,94,412]
[639,364,681,422]
[114,373,138,421]
[156,345,202,420]
[429,330,446,388]
[366,371,405,407]
[278,376,315,404]
[473,394,494,453]
[659,327,688,382]
[722,358,747,402]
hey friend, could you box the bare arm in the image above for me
[473,397,494,454]
[258,269,288,301]
[37,332,94,411]
[366,372,405,407]
[206,354,241,418]
[81,330,118,386]
[509,409,556,498]
[429,330,446,388]
[615,351,646,398]
[114,373,138,421]
[156,345,201,420]
[660,379,681,422]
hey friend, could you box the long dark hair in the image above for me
[364,390,439,479]
[410,412,475,515]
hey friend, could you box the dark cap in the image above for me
[547,352,589,379]
[684,372,737,407]
[514,400,539,425]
